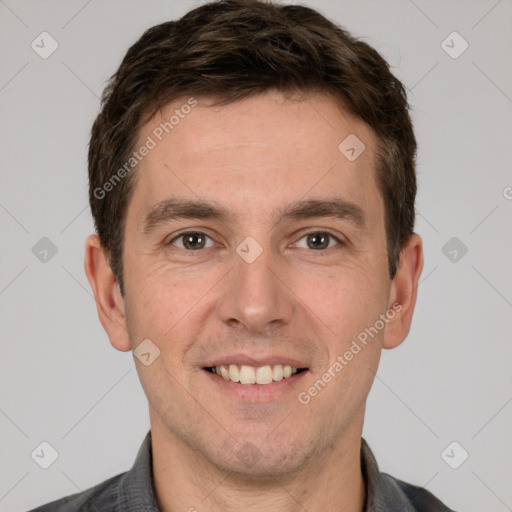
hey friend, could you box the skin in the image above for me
[85,90,423,512]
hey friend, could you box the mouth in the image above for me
[204,364,307,385]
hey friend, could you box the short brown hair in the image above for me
[89,0,416,296]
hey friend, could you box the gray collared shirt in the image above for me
[29,431,455,511]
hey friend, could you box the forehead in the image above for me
[130,90,382,227]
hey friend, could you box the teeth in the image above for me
[239,365,256,384]
[228,364,240,383]
[256,365,273,384]
[273,364,283,381]
[219,364,230,380]
[211,364,300,385]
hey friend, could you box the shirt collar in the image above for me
[117,430,161,511]
[361,437,418,511]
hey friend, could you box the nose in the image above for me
[216,241,294,335]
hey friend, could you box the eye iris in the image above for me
[183,232,205,250]
[307,232,329,249]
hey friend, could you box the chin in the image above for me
[208,435,317,481]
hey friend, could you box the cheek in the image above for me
[124,259,221,356]
[302,263,387,343]
[126,255,181,312]
[123,269,172,351]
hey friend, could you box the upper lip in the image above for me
[204,355,308,369]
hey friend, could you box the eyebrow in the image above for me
[141,197,367,234]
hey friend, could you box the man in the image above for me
[30,0,455,510]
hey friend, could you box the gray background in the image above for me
[1,0,511,510]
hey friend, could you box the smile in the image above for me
[205,364,306,385]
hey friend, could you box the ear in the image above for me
[84,234,131,352]
[382,233,424,350]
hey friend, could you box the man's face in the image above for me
[119,91,393,476]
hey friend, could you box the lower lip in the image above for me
[203,369,308,402]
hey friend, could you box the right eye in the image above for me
[168,231,216,251]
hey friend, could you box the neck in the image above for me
[151,409,366,512]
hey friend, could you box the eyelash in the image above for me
[167,229,344,252]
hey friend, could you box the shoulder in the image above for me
[28,431,158,512]
[360,437,456,511]
[27,471,126,512]
[380,472,456,512]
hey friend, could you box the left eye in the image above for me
[293,231,342,250]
